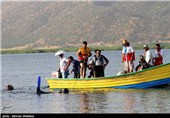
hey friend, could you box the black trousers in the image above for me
[73,72,80,78]
[93,65,105,77]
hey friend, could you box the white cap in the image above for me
[55,50,65,56]
[143,44,149,48]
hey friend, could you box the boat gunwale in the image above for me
[45,62,170,80]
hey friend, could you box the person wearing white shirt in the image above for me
[55,50,69,78]
[89,49,109,77]
[143,45,153,66]
[122,40,135,73]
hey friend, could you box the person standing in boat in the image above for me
[122,39,135,73]
[143,44,154,66]
[55,50,69,79]
[67,56,80,78]
[77,41,92,78]
[153,43,164,66]
[121,38,128,73]
[89,49,109,77]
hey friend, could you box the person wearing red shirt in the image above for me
[153,43,164,66]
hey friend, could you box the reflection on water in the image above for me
[64,88,170,113]
[91,92,108,113]
[117,88,170,113]
[1,86,170,113]
[79,91,108,113]
[1,50,170,113]
[80,93,89,113]
[124,92,136,113]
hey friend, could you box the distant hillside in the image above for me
[1,1,170,50]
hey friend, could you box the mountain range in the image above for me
[1,1,170,50]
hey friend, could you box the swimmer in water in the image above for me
[7,85,14,90]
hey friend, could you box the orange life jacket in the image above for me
[77,47,91,61]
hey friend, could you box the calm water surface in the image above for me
[1,49,170,113]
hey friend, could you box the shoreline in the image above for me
[1,43,170,54]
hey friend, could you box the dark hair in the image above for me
[95,49,101,53]
[68,56,74,60]
[139,55,144,59]
[126,42,130,46]
[94,49,98,53]
[155,43,160,47]
[83,41,87,44]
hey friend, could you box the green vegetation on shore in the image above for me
[1,43,170,54]
[0,45,122,54]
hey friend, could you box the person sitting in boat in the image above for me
[135,55,153,71]
[89,49,109,77]
[67,56,80,78]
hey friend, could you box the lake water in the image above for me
[1,49,170,113]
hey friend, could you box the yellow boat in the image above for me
[45,63,170,89]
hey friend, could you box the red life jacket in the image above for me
[126,52,135,61]
[154,57,163,66]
